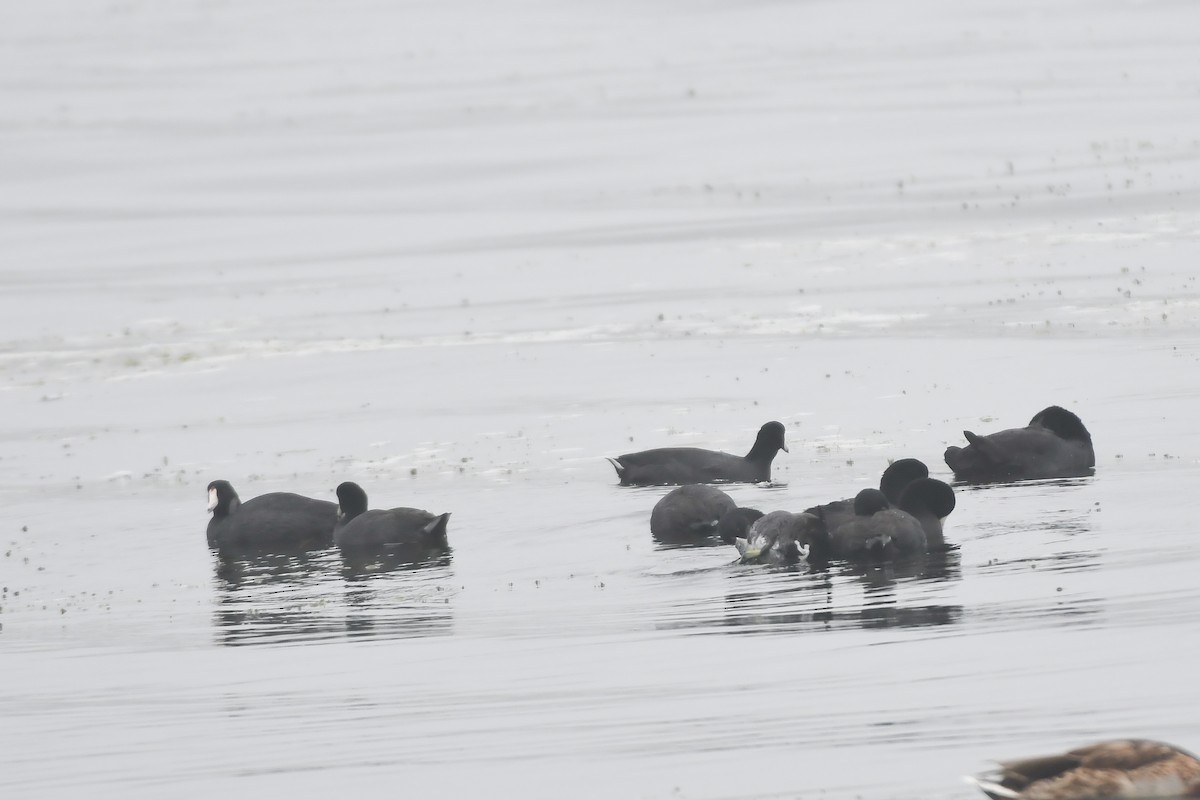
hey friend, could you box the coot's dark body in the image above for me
[609,421,788,486]
[206,480,337,552]
[945,406,1094,483]
[334,482,450,553]
[649,484,737,543]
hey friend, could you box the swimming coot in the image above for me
[827,488,926,560]
[334,482,450,552]
[944,405,1094,483]
[206,480,337,551]
[609,421,788,486]
[649,484,737,542]
[823,478,955,560]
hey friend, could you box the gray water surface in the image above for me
[4,0,1200,797]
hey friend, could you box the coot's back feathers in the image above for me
[828,489,926,560]
[945,406,1094,483]
[820,478,956,560]
[734,511,825,565]
[334,481,451,552]
[649,484,736,542]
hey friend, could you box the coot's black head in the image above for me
[853,488,890,517]
[335,481,370,522]
[748,421,788,460]
[1029,406,1092,445]
[718,507,764,545]
[206,480,240,518]
[898,478,956,518]
[879,458,929,504]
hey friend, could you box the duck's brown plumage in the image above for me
[971,740,1200,800]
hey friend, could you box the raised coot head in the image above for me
[878,458,929,504]
[897,478,956,518]
[1029,405,1092,444]
[852,488,890,517]
[207,480,240,517]
[335,481,370,523]
[747,421,788,461]
[717,507,764,545]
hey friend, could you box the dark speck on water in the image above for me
[5,1,1200,799]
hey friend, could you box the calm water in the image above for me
[5,1,1200,798]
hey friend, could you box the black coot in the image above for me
[206,480,337,552]
[944,405,1094,483]
[334,482,450,552]
[649,484,737,543]
[609,421,788,486]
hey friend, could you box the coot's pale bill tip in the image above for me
[207,488,218,512]
[738,539,762,560]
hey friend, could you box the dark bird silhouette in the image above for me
[608,421,788,486]
[945,405,1094,483]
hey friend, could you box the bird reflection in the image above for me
[340,545,453,578]
[340,547,455,639]
[839,546,963,588]
[653,536,728,550]
[211,545,455,646]
[212,547,343,646]
[651,548,966,634]
[725,549,964,633]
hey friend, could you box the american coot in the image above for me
[206,480,337,551]
[608,421,788,486]
[334,482,450,552]
[828,489,927,560]
[967,739,1200,800]
[649,484,736,543]
[806,457,931,533]
[823,479,956,560]
[733,511,826,565]
[944,405,1095,483]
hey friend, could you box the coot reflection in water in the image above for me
[962,477,1102,577]
[721,550,965,634]
[653,537,730,552]
[212,545,454,645]
[341,549,455,640]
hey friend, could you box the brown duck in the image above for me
[968,740,1200,799]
